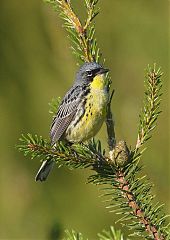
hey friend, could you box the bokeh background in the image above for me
[0,0,169,239]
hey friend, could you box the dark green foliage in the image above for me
[134,65,163,155]
[44,0,101,63]
[18,133,94,170]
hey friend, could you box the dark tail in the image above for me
[35,160,55,182]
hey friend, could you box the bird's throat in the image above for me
[90,74,107,90]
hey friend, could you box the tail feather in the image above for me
[35,160,55,182]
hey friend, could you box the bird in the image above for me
[35,62,109,181]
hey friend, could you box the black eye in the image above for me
[86,70,93,77]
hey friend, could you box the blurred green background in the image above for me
[0,0,169,239]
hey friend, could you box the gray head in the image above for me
[75,62,109,85]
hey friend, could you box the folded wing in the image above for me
[50,85,82,145]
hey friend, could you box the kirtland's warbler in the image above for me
[36,62,109,181]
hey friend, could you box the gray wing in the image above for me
[50,85,82,145]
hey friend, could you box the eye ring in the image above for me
[86,70,93,77]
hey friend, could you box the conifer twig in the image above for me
[115,170,165,240]
[103,63,165,239]
[134,64,162,155]
[58,0,92,62]
[45,0,101,62]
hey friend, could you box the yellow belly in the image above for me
[65,87,108,143]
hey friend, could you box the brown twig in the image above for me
[28,143,66,158]
[59,0,84,34]
[105,88,165,239]
[58,0,94,62]
[116,170,165,240]
[27,142,96,166]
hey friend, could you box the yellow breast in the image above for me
[65,74,109,143]
[90,74,107,90]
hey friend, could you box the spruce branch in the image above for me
[17,1,169,239]
[102,60,166,239]
[18,133,97,170]
[134,64,163,155]
[84,0,100,31]
[18,116,169,239]
[45,0,101,62]
[114,170,166,240]
[88,143,168,239]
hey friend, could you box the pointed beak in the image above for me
[98,68,109,74]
